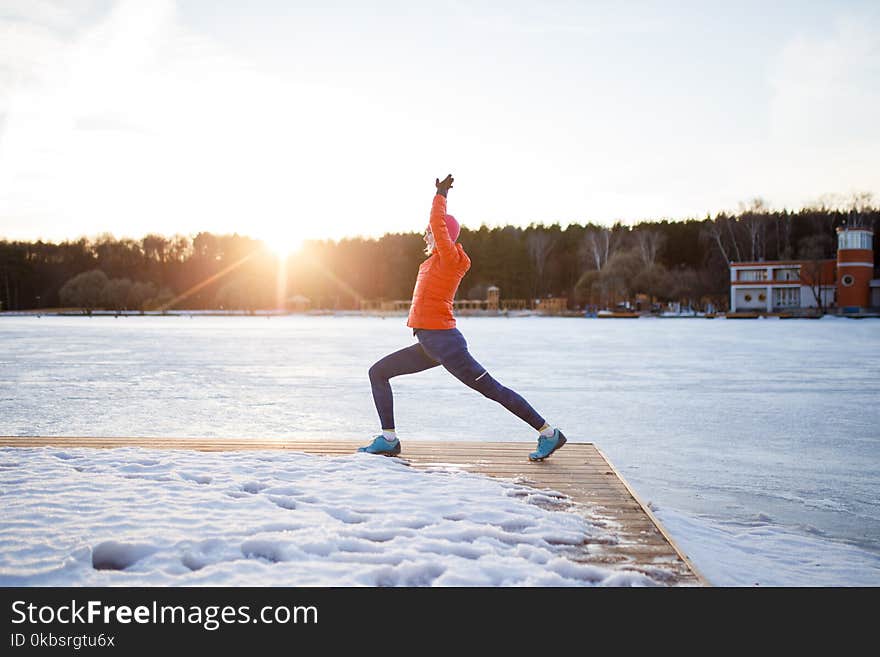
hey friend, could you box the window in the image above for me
[838,231,872,250]
[773,288,801,307]
[738,269,767,281]
[841,274,855,287]
[774,268,799,281]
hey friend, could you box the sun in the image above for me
[264,231,304,258]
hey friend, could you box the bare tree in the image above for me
[776,213,794,260]
[583,230,605,270]
[721,215,743,262]
[527,229,557,298]
[636,229,666,267]
[574,270,601,306]
[798,234,833,314]
[59,269,109,314]
[582,227,617,270]
[128,281,158,312]
[668,266,702,309]
[634,263,671,301]
[101,278,133,312]
[847,191,875,229]
[700,219,731,264]
[739,198,767,261]
[597,248,642,306]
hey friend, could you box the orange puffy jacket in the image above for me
[407,194,471,330]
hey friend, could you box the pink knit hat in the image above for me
[443,214,460,242]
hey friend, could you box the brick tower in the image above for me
[836,225,874,311]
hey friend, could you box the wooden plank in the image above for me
[593,445,709,586]
[2,437,603,455]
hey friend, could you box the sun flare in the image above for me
[264,231,305,258]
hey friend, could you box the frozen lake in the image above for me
[2,314,879,585]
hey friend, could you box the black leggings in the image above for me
[369,328,545,431]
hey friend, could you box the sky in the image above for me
[0,0,878,249]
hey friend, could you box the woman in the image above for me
[358,174,567,461]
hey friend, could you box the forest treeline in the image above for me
[1,198,877,312]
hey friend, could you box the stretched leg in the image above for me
[369,342,439,430]
[418,329,546,430]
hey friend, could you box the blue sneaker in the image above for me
[529,429,567,461]
[357,435,401,456]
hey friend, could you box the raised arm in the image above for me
[430,174,458,261]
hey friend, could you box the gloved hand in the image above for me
[435,174,454,197]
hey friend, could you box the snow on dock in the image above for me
[0,437,706,586]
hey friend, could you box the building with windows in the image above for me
[729,225,876,313]
[535,297,568,314]
[729,260,835,312]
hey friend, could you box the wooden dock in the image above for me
[0,437,707,586]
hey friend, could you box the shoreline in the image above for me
[2,309,878,320]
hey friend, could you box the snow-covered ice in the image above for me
[1,314,879,586]
[0,446,662,586]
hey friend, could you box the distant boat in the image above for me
[658,311,698,318]
[597,310,639,318]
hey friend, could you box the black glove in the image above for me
[435,174,454,197]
